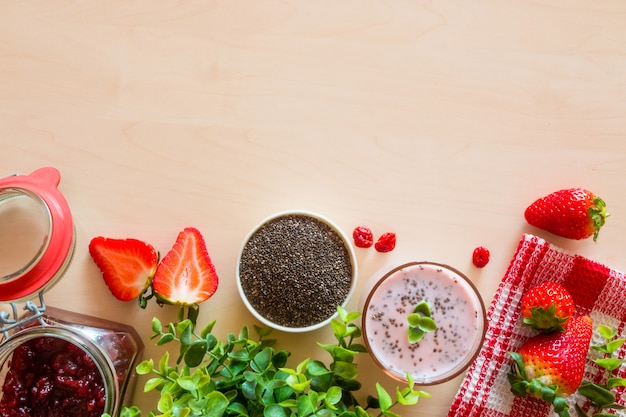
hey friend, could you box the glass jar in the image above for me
[0,167,144,417]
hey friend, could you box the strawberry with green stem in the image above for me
[524,188,609,242]
[521,281,575,332]
[508,315,593,417]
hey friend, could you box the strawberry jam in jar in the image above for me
[0,168,144,417]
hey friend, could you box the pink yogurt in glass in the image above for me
[361,261,486,384]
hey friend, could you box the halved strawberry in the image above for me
[152,227,219,306]
[89,237,158,302]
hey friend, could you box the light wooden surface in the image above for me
[2,1,626,416]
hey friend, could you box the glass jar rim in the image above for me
[0,167,75,302]
[0,325,119,415]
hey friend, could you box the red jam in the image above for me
[0,337,105,417]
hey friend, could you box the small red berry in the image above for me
[375,232,396,253]
[472,246,490,268]
[352,226,374,248]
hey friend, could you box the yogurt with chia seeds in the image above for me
[361,262,486,384]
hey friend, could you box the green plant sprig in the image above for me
[575,325,626,417]
[106,306,429,417]
[407,301,437,344]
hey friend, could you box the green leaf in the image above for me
[375,383,393,413]
[229,350,251,362]
[204,391,229,417]
[606,339,625,354]
[418,316,437,332]
[272,350,290,369]
[355,406,371,417]
[332,361,358,380]
[227,402,249,416]
[578,382,616,407]
[307,360,331,376]
[157,333,175,346]
[344,324,361,338]
[574,403,590,417]
[508,352,527,380]
[187,305,200,327]
[255,325,273,338]
[158,352,171,375]
[406,373,415,390]
[252,348,273,373]
[242,380,257,400]
[180,322,193,346]
[595,358,623,372]
[264,404,288,417]
[239,326,249,341]
[598,325,617,340]
[152,317,163,334]
[158,393,173,413]
[331,319,347,339]
[330,346,355,363]
[184,340,208,368]
[348,343,368,353]
[413,301,431,317]
[177,376,197,391]
[407,314,421,328]
[326,386,342,405]
[317,409,337,417]
[344,311,361,323]
[297,394,314,417]
[144,377,164,392]
[137,359,154,375]
[200,320,216,339]
[607,377,626,389]
[407,327,425,344]
[118,406,142,417]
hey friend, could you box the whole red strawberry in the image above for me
[153,227,219,306]
[508,315,593,417]
[524,188,608,242]
[521,281,574,332]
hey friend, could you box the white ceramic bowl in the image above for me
[360,261,486,384]
[236,210,358,333]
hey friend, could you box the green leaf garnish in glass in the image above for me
[407,301,437,344]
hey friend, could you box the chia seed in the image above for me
[239,214,353,328]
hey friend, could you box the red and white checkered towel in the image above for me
[448,234,626,417]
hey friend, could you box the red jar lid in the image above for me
[0,167,74,302]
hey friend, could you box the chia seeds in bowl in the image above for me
[236,210,357,332]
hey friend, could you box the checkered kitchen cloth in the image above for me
[448,234,626,417]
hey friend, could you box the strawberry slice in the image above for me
[152,227,219,306]
[89,237,158,302]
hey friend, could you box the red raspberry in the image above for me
[352,226,374,248]
[472,246,490,268]
[374,232,396,253]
